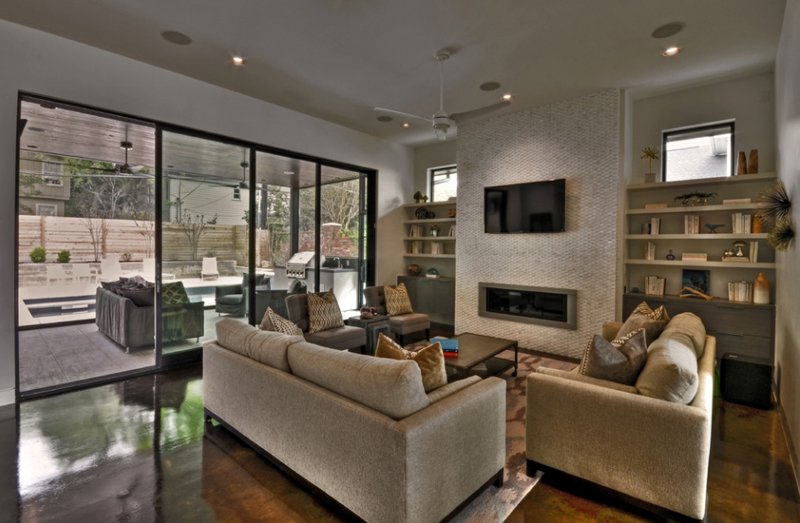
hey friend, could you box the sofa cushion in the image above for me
[304,326,366,351]
[388,313,430,335]
[635,334,699,403]
[245,329,302,372]
[374,333,447,392]
[261,307,303,336]
[426,375,481,403]
[307,291,344,333]
[617,301,668,342]
[384,283,414,316]
[661,312,706,358]
[287,340,430,419]
[215,318,259,357]
[163,281,190,305]
[536,367,639,394]
[579,329,648,385]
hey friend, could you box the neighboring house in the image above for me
[18,157,70,216]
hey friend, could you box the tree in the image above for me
[179,211,216,260]
[320,179,361,233]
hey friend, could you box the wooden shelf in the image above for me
[627,172,776,191]
[403,254,456,259]
[626,233,768,240]
[404,218,456,224]
[627,202,767,215]
[624,293,774,309]
[625,259,776,269]
[404,199,456,209]
[403,236,456,241]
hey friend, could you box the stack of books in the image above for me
[728,281,753,303]
[682,252,708,262]
[731,213,752,234]
[684,215,700,234]
[644,241,656,261]
[431,336,460,359]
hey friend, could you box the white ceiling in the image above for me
[0,0,786,147]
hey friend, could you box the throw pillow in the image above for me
[635,334,699,403]
[307,291,344,333]
[579,328,648,385]
[264,307,303,336]
[162,281,190,305]
[616,301,669,342]
[384,283,413,316]
[375,333,447,392]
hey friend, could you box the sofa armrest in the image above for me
[526,370,711,519]
[397,377,506,523]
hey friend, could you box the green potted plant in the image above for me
[57,250,71,263]
[29,246,46,263]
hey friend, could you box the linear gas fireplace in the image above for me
[478,283,577,330]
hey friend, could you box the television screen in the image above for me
[484,179,566,233]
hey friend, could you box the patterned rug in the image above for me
[406,344,577,522]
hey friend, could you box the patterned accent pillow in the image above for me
[266,307,303,336]
[384,283,413,316]
[162,281,190,305]
[307,291,344,333]
[630,301,670,322]
[616,301,669,342]
[374,333,447,392]
[579,328,648,385]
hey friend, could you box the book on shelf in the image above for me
[682,252,708,261]
[645,275,666,296]
[684,215,700,234]
[408,224,423,237]
[649,217,661,235]
[722,255,750,263]
[644,241,656,261]
[409,241,423,254]
[723,198,752,205]
[749,241,759,263]
[728,281,753,303]
[430,242,442,255]
[730,212,752,234]
[644,202,668,209]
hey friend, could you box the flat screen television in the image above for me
[484,179,566,233]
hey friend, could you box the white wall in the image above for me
[774,0,800,472]
[632,71,776,183]
[455,89,623,359]
[0,21,414,405]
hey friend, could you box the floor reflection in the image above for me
[15,365,345,523]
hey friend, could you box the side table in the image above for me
[346,315,391,355]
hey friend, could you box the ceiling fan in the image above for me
[374,48,511,141]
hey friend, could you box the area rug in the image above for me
[405,344,576,522]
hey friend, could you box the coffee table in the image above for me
[442,332,518,380]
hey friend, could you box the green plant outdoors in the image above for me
[29,246,46,263]
[56,250,71,263]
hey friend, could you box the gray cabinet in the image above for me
[623,293,775,362]
[397,275,455,326]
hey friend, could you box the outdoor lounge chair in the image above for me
[201,257,219,280]
[99,256,122,282]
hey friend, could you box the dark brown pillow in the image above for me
[617,301,668,343]
[579,329,648,385]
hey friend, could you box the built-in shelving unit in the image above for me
[402,200,457,273]
[624,172,778,362]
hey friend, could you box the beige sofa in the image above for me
[526,319,716,521]
[203,318,506,523]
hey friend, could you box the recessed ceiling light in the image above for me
[232,56,246,66]
[652,22,686,39]
[402,122,410,128]
[161,30,192,45]
[502,93,512,101]
[377,115,393,123]
[662,46,682,57]
[480,81,501,92]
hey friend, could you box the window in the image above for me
[662,120,735,182]
[429,165,457,202]
[41,161,63,186]
[35,203,57,216]
[232,187,241,201]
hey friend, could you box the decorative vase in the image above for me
[644,172,656,184]
[753,272,770,304]
[748,149,759,174]
[666,249,676,261]
[752,215,764,233]
[736,151,748,175]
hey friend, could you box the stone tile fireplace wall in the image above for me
[455,89,622,359]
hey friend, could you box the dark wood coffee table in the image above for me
[443,332,518,380]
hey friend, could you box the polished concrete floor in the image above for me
[6,363,800,522]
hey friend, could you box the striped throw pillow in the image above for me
[384,283,413,316]
[307,291,344,333]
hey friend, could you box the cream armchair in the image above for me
[526,321,715,521]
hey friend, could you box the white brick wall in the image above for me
[455,89,622,358]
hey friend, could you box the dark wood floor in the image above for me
[6,363,800,522]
